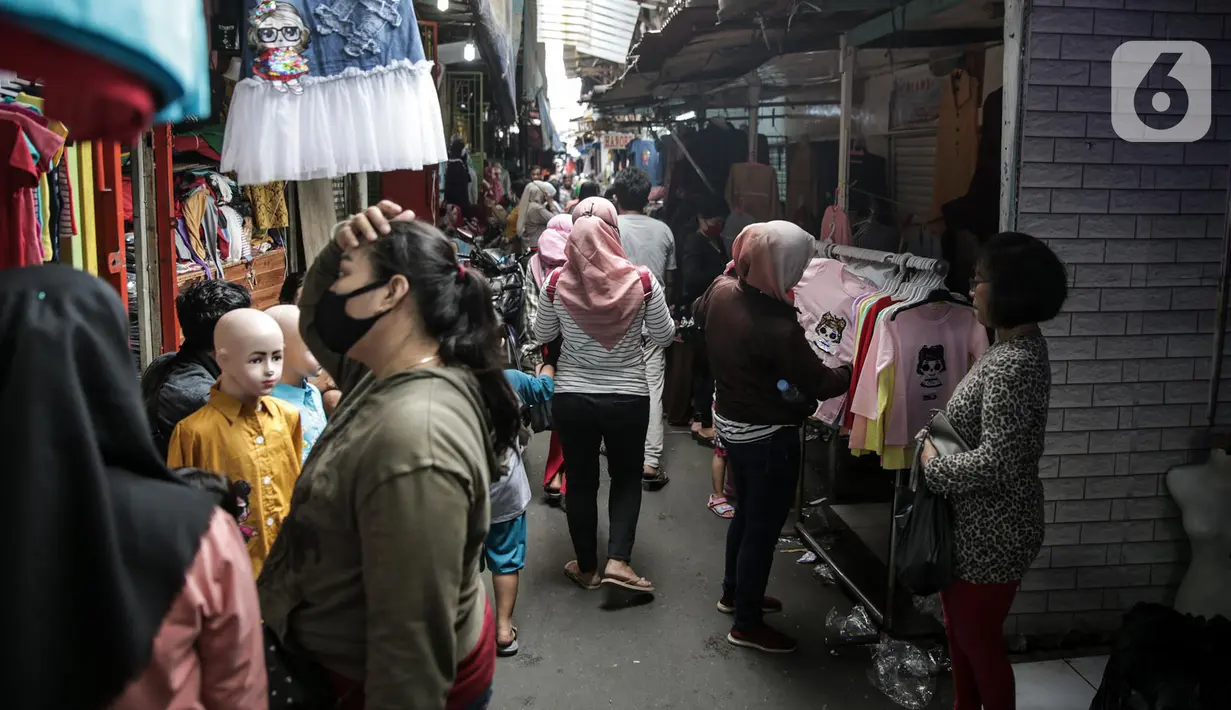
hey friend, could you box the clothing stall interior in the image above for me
[789,39,1006,642]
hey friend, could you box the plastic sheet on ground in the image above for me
[813,564,836,584]
[796,551,818,564]
[868,636,936,710]
[826,605,876,640]
[776,536,801,551]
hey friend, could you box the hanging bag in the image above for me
[894,411,964,596]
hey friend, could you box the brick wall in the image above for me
[1011,0,1229,639]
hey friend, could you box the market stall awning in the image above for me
[539,0,642,64]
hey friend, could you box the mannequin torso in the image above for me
[1166,449,1231,621]
[166,309,304,577]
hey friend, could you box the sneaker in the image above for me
[716,595,783,615]
[727,624,798,654]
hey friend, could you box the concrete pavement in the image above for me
[490,427,935,710]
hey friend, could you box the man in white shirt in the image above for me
[613,167,676,488]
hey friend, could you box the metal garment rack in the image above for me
[797,244,948,638]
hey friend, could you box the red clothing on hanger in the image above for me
[0,116,63,268]
[0,20,156,143]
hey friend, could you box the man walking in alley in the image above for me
[613,167,675,490]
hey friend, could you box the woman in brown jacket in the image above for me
[695,221,851,655]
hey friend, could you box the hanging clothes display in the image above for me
[847,288,987,469]
[725,162,783,222]
[221,0,447,185]
[0,0,210,135]
[0,101,65,268]
[245,181,290,230]
[930,69,981,221]
[793,257,876,425]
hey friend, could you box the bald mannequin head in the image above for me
[214,308,285,401]
[266,304,321,384]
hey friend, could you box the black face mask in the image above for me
[314,280,392,355]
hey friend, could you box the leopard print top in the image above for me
[924,333,1048,584]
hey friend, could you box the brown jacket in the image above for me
[695,275,850,425]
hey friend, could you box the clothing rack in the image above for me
[797,244,949,641]
[821,242,948,279]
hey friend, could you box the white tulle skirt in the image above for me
[221,59,447,186]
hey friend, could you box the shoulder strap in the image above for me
[636,266,652,302]
[545,268,564,304]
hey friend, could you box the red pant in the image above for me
[940,577,1019,710]
[542,431,566,495]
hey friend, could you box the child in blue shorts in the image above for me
[490,364,555,657]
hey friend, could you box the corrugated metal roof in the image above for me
[539,0,642,64]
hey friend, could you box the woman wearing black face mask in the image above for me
[258,201,520,710]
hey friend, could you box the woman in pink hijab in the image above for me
[529,214,572,288]
[532,197,676,608]
[527,213,572,506]
[695,221,851,654]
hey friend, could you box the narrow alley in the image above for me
[494,428,924,710]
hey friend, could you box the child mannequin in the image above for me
[266,304,327,461]
[167,308,303,576]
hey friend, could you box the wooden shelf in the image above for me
[176,248,286,311]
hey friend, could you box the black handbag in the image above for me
[893,411,965,596]
[526,399,554,432]
[263,625,337,709]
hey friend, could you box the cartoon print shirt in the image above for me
[869,304,988,448]
[793,258,875,424]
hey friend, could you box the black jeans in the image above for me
[722,427,801,631]
[554,392,651,573]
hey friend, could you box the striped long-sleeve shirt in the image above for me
[533,274,676,396]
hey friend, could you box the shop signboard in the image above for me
[890,68,942,130]
[603,133,635,150]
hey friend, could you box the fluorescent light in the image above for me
[436,0,448,10]
[463,42,477,62]
[674,110,696,121]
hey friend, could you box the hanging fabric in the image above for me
[0,0,210,136]
[820,187,852,246]
[929,69,981,220]
[725,162,782,222]
[221,0,448,185]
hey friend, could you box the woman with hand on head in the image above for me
[918,232,1066,710]
[0,266,265,710]
[258,201,520,710]
[533,196,676,608]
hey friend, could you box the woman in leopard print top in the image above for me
[920,232,1067,710]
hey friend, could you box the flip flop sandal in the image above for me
[708,495,735,519]
[564,563,601,590]
[497,627,519,657]
[642,470,670,491]
[691,430,717,448]
[600,576,656,610]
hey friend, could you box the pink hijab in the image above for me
[530,214,572,286]
[553,197,642,350]
[726,221,816,303]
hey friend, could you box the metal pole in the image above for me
[747,77,761,163]
[837,34,854,214]
[152,125,180,352]
[132,135,161,369]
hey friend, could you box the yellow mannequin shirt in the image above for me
[167,385,304,577]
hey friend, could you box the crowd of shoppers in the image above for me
[2,151,1065,710]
